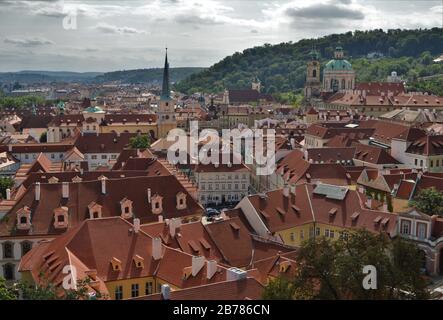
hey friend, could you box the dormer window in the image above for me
[133,255,144,269]
[120,197,133,219]
[111,257,122,271]
[48,176,59,184]
[16,206,32,230]
[151,194,163,214]
[53,206,69,229]
[88,202,102,219]
[176,192,187,210]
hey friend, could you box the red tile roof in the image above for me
[0,175,204,237]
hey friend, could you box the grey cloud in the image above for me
[4,37,55,47]
[174,14,223,26]
[286,4,364,21]
[93,23,147,35]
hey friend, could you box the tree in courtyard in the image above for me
[263,229,429,300]
[409,187,443,216]
[129,134,151,149]
[0,176,14,199]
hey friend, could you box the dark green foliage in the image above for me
[129,135,151,149]
[409,187,443,216]
[39,132,47,143]
[0,176,14,199]
[96,67,205,84]
[0,95,46,110]
[175,28,443,95]
[262,229,429,300]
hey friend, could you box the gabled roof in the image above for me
[245,184,397,235]
[0,175,204,237]
[405,135,443,156]
[134,278,264,300]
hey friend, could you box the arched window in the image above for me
[3,242,13,259]
[312,69,317,78]
[21,241,32,257]
[3,263,15,280]
[341,79,345,89]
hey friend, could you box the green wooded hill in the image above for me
[95,67,205,84]
[174,28,443,96]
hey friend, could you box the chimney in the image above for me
[169,218,182,237]
[366,196,372,209]
[6,188,11,200]
[152,237,162,260]
[206,260,218,279]
[191,256,205,276]
[101,177,106,194]
[35,182,41,201]
[62,182,69,199]
[161,284,170,300]
[226,267,247,281]
[147,188,151,203]
[283,185,289,197]
[158,215,164,223]
[133,218,140,233]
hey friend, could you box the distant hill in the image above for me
[174,28,443,95]
[0,71,103,84]
[0,68,205,86]
[95,67,205,84]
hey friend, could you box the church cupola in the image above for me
[334,46,344,59]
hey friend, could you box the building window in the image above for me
[3,263,15,281]
[114,285,123,300]
[414,159,418,166]
[315,227,320,236]
[417,222,427,239]
[300,230,304,239]
[145,282,153,295]
[3,242,13,259]
[400,220,411,235]
[131,284,139,298]
[430,160,433,167]
[91,155,97,160]
[330,230,335,238]
[21,241,32,257]
[420,160,423,167]
[101,155,107,160]
[290,232,295,241]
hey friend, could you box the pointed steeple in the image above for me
[161,48,171,100]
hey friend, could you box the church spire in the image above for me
[161,47,170,100]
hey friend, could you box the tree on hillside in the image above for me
[409,187,443,216]
[174,28,443,95]
[129,134,151,149]
[262,229,429,300]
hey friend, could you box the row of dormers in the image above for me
[16,191,188,230]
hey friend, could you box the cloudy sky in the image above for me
[0,0,441,72]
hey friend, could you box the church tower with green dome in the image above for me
[157,48,177,138]
[323,46,356,92]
